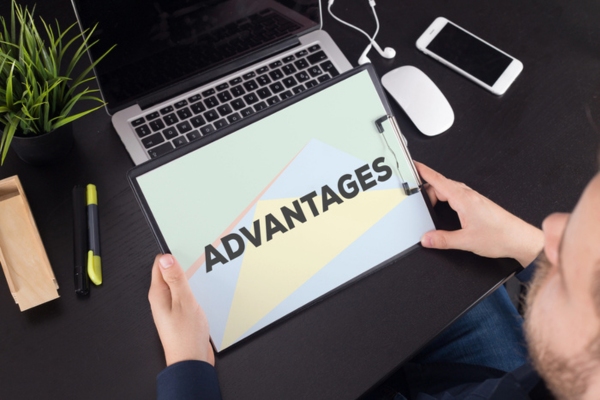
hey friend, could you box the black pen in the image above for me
[73,185,90,296]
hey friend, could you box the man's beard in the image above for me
[523,253,600,400]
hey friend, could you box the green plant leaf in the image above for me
[5,62,15,108]
[51,104,104,130]
[0,117,18,164]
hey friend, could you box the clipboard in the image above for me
[128,64,436,352]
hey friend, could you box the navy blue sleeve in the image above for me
[401,362,549,400]
[157,360,222,400]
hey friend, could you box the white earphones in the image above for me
[328,0,396,65]
[358,41,396,65]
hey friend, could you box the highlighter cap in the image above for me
[87,251,102,285]
[86,184,98,205]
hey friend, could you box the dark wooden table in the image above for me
[1,1,599,399]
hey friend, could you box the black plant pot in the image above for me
[10,124,74,166]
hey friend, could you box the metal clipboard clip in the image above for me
[375,115,421,196]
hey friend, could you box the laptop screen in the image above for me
[72,0,320,113]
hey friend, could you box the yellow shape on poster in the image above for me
[221,188,407,348]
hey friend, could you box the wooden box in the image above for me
[0,176,59,311]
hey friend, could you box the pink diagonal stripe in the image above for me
[185,147,306,279]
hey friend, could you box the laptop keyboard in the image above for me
[129,44,340,159]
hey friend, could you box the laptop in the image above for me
[71,0,353,165]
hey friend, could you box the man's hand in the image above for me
[148,254,214,366]
[416,162,543,267]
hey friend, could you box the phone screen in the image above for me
[426,23,512,86]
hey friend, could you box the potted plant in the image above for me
[0,0,114,166]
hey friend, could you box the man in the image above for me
[148,161,600,399]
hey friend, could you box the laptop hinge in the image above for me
[137,37,301,111]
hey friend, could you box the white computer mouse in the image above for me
[381,66,454,136]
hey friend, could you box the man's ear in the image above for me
[541,213,569,266]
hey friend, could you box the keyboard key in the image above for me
[269,69,283,80]
[283,55,295,63]
[202,88,215,97]
[308,44,321,52]
[240,107,255,117]
[295,71,310,82]
[318,75,331,83]
[216,83,229,91]
[229,77,242,85]
[142,132,165,148]
[190,116,206,128]
[231,85,245,97]
[204,96,219,108]
[131,117,145,126]
[217,91,232,103]
[188,94,202,103]
[257,75,272,86]
[163,127,178,139]
[186,130,201,141]
[269,82,284,93]
[320,61,339,77]
[146,112,160,120]
[242,71,256,80]
[254,101,267,112]
[257,88,272,99]
[308,66,323,77]
[227,113,242,123]
[256,66,269,74]
[135,125,152,138]
[282,77,297,88]
[243,80,258,91]
[148,142,173,158]
[174,100,188,108]
[295,49,308,58]
[305,79,318,88]
[292,85,306,94]
[267,96,280,106]
[149,119,165,132]
[173,136,189,147]
[282,64,297,75]
[280,90,293,100]
[204,110,219,122]
[217,104,233,116]
[243,93,259,104]
[163,113,179,126]
[294,59,309,70]
[231,99,246,110]
[200,125,215,135]
[176,107,192,120]
[214,119,228,129]
[307,50,327,64]
[160,105,174,115]
[176,121,192,134]
[269,60,282,69]
[191,102,206,114]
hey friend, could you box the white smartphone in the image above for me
[416,17,523,95]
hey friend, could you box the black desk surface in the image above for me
[1,1,599,399]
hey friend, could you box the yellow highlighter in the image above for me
[86,184,102,285]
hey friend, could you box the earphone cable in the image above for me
[327,0,380,45]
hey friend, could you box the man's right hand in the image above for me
[148,254,214,367]
[416,162,544,267]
